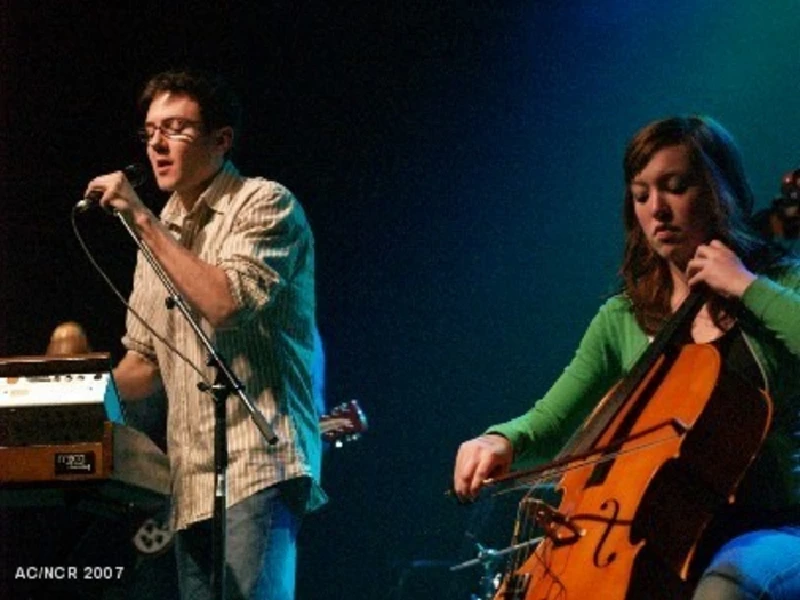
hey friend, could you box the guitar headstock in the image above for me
[319,399,368,447]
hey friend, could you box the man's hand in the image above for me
[84,169,151,225]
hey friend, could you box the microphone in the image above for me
[76,163,147,212]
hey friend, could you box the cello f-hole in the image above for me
[593,498,620,568]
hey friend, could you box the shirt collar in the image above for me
[162,160,240,227]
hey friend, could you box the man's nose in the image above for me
[147,127,169,149]
[148,131,169,152]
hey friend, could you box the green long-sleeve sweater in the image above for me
[488,263,800,510]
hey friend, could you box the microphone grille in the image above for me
[123,163,147,188]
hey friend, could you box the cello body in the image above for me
[495,341,773,600]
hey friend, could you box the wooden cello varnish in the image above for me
[494,293,773,599]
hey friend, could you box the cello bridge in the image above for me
[524,498,583,546]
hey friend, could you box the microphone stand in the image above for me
[450,538,543,600]
[115,212,278,600]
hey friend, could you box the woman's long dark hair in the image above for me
[621,116,784,334]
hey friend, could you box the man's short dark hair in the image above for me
[139,69,243,141]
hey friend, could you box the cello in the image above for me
[488,290,773,599]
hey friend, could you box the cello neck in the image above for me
[556,288,707,460]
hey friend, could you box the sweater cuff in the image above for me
[483,426,525,459]
[740,276,783,319]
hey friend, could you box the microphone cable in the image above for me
[70,199,212,388]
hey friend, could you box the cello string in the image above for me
[485,421,687,594]
[495,486,529,592]
[487,430,691,593]
[500,483,549,593]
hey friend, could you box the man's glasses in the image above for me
[137,117,203,144]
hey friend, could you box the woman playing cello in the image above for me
[453,116,800,599]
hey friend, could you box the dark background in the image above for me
[2,1,800,598]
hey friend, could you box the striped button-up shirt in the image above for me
[123,161,326,530]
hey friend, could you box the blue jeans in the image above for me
[692,527,800,599]
[174,486,301,600]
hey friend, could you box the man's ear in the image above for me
[215,126,234,154]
